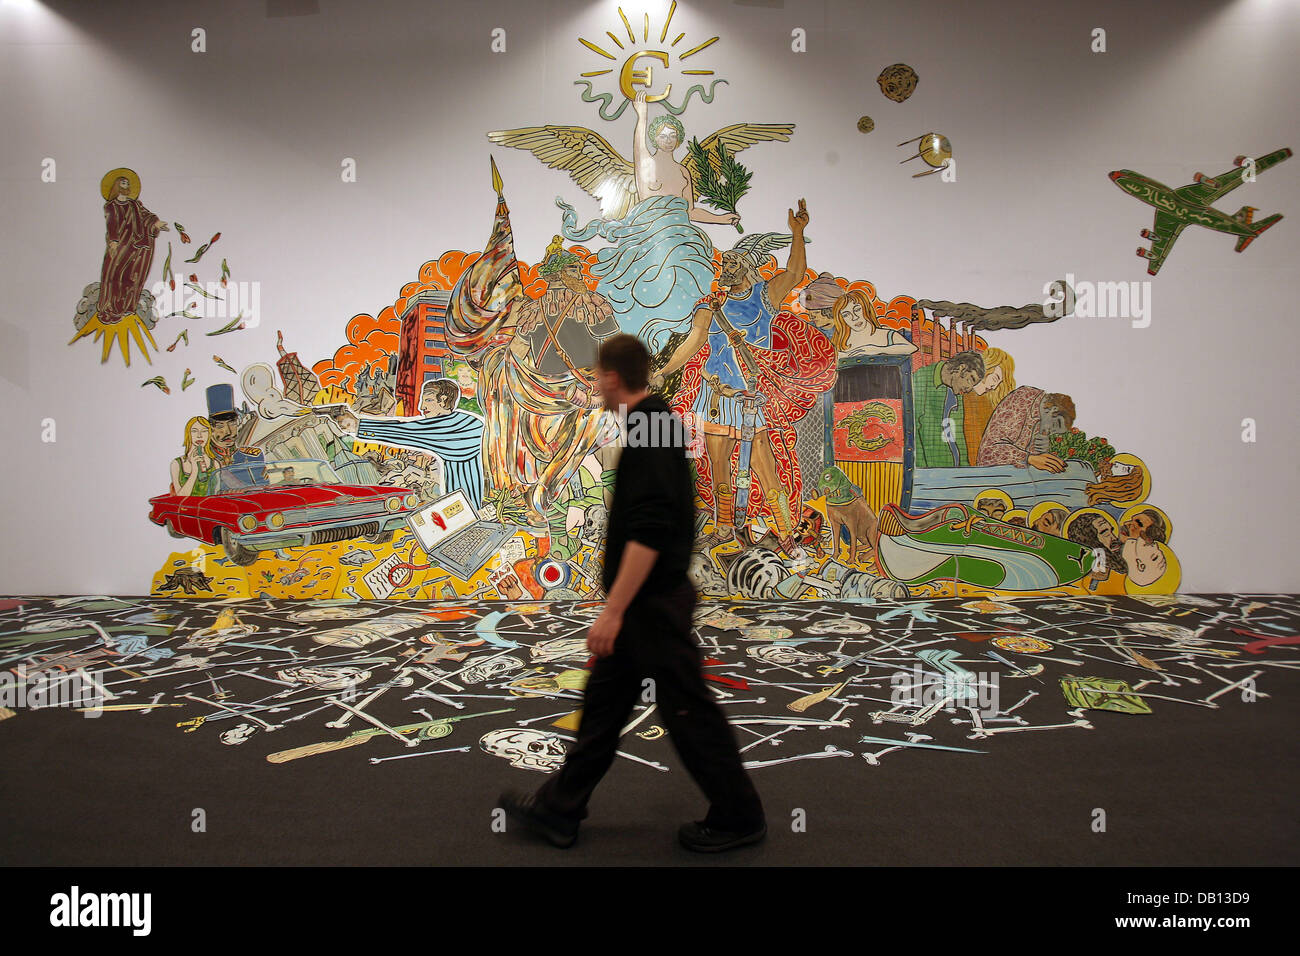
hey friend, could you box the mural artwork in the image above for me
[139,7,1199,602]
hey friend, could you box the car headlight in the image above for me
[238,514,258,532]
[403,494,419,508]
[386,496,402,512]
[267,512,285,529]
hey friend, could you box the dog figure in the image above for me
[815,465,878,566]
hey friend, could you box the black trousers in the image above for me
[536,580,764,831]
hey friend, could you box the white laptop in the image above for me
[405,490,514,579]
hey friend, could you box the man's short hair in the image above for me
[597,334,650,391]
[421,378,460,409]
[948,351,986,378]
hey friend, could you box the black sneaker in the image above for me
[678,820,767,853]
[499,790,579,849]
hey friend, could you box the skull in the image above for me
[688,552,728,597]
[582,503,608,542]
[276,665,372,690]
[806,615,873,635]
[530,638,588,664]
[220,723,258,746]
[1123,621,1201,643]
[460,655,522,684]
[747,645,829,667]
[479,728,567,772]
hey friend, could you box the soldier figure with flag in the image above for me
[445,161,621,553]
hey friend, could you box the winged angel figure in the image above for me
[488,92,795,335]
[489,92,791,225]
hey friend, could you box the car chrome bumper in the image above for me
[229,513,410,551]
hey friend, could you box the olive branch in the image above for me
[687,137,752,233]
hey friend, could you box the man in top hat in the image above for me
[205,384,265,481]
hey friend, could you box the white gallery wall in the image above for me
[1,0,1297,594]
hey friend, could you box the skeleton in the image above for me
[1180,659,1270,699]
[409,666,464,693]
[739,725,805,753]
[951,705,985,735]
[730,716,851,729]
[275,665,373,691]
[996,689,1038,717]
[182,693,282,733]
[869,694,952,726]
[517,710,573,727]
[282,701,341,724]
[230,669,295,688]
[369,746,471,764]
[323,697,415,746]
[326,671,415,729]
[1202,669,1264,705]
[551,731,669,772]
[744,744,854,769]
[967,709,1094,739]
[863,732,932,765]
[490,683,584,701]
[405,688,466,709]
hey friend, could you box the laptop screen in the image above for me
[407,490,478,549]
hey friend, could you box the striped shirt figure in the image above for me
[353,378,486,510]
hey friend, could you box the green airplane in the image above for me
[1109,147,1291,275]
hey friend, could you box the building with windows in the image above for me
[395,289,453,415]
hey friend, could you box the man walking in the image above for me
[500,334,766,852]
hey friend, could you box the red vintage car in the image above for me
[148,458,419,566]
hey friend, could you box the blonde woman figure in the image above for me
[963,347,1016,458]
[830,290,916,358]
[170,416,215,496]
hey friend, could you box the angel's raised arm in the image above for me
[632,92,650,171]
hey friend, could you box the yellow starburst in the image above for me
[575,2,718,99]
[69,312,158,367]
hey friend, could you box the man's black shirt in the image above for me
[601,394,696,596]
